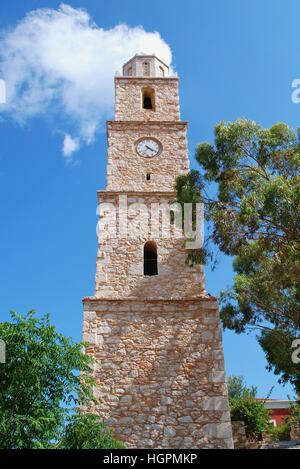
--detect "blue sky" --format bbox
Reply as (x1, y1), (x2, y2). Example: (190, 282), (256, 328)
(0, 0), (299, 399)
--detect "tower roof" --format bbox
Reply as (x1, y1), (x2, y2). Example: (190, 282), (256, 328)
(122, 54), (170, 77)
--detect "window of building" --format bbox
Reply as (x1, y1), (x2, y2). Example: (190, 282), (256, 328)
(143, 61), (150, 76)
(127, 66), (133, 76)
(142, 87), (155, 110)
(159, 66), (165, 77)
(146, 173), (151, 181)
(144, 241), (158, 276)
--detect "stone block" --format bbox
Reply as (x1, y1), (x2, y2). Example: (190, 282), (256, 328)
(203, 423), (233, 440)
(202, 396), (229, 412)
(164, 427), (176, 437)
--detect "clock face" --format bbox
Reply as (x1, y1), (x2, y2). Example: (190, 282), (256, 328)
(136, 138), (161, 158)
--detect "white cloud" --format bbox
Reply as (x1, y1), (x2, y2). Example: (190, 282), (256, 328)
(0, 79), (6, 103)
(63, 134), (80, 158)
(0, 3), (173, 159)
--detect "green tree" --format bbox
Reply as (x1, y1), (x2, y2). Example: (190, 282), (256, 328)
(176, 119), (300, 391)
(0, 311), (124, 449)
(227, 375), (257, 400)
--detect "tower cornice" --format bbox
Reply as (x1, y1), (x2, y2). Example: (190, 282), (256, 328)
(107, 120), (188, 127)
(106, 121), (188, 140)
(97, 190), (177, 195)
(97, 190), (177, 204)
(82, 296), (217, 304)
(115, 76), (178, 82)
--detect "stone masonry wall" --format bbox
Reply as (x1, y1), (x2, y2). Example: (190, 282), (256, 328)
(106, 121), (189, 192)
(95, 191), (205, 299)
(232, 421), (248, 449)
(83, 297), (233, 449)
(290, 421), (300, 441)
(115, 77), (180, 122)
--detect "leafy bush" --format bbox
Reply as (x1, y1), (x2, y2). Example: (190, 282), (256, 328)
(267, 401), (300, 442)
(289, 400), (300, 424)
(269, 421), (291, 442)
(230, 397), (271, 440)
(59, 413), (126, 449)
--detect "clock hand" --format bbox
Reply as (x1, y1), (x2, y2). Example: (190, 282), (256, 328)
(145, 145), (155, 152)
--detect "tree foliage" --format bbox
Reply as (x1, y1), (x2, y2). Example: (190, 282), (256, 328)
(230, 396), (271, 440)
(258, 329), (300, 391)
(59, 413), (126, 449)
(227, 375), (257, 400)
(176, 119), (300, 391)
(228, 376), (271, 441)
(0, 311), (124, 449)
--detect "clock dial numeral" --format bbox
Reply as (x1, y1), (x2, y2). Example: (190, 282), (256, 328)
(136, 139), (161, 158)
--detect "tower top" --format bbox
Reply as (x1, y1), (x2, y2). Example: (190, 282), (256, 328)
(122, 54), (170, 78)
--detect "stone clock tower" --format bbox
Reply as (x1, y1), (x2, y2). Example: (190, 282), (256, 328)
(83, 54), (233, 449)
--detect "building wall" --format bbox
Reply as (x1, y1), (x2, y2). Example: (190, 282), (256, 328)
(269, 409), (290, 427)
(95, 191), (204, 299)
(232, 422), (248, 449)
(83, 297), (233, 449)
(114, 77), (179, 122)
(106, 121), (189, 192)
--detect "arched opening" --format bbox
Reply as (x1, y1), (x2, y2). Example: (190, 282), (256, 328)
(142, 87), (155, 110)
(144, 241), (158, 276)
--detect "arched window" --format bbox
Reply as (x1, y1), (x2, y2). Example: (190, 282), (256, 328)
(143, 61), (150, 76)
(159, 66), (165, 77)
(144, 241), (158, 276)
(142, 87), (155, 110)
